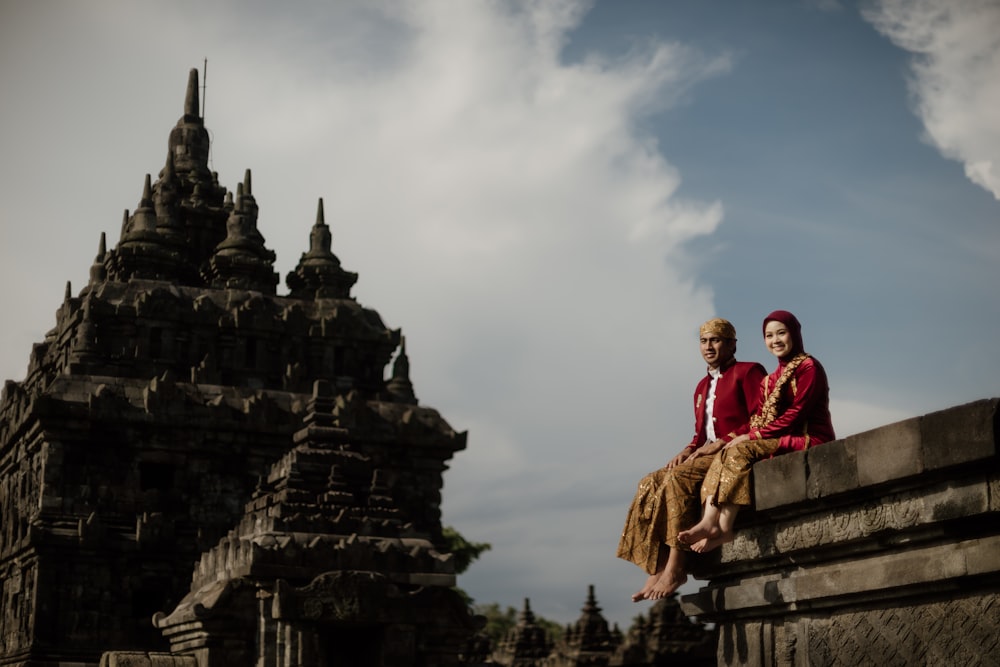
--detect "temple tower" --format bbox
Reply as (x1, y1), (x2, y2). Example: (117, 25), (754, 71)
(0, 69), (472, 666)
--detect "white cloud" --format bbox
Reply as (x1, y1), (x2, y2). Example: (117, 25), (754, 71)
(863, 0), (1000, 200)
(0, 0), (731, 627)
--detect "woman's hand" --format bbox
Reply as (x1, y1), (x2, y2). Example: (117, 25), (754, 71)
(690, 439), (724, 459)
(723, 434), (751, 450)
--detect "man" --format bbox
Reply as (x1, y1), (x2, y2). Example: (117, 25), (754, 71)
(617, 318), (766, 601)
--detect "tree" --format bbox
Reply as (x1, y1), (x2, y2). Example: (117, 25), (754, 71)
(473, 602), (565, 644)
(441, 526), (563, 644)
(441, 525), (491, 575)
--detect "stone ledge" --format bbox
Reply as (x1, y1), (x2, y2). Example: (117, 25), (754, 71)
(682, 399), (1000, 666)
(854, 416), (923, 486)
(752, 398), (998, 512)
(707, 472), (996, 570)
(681, 533), (1000, 619)
(99, 653), (197, 667)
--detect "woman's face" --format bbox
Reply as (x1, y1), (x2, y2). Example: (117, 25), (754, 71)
(764, 320), (795, 359)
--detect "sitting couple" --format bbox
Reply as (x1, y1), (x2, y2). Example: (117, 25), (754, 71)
(617, 311), (835, 602)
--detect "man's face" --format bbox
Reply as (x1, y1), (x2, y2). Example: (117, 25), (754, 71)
(700, 335), (736, 369)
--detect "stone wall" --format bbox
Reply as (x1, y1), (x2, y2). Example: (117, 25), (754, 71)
(680, 398), (1000, 666)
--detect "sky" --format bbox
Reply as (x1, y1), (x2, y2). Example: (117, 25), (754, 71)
(1, 0), (998, 632)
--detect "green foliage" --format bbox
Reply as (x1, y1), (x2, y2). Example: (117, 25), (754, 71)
(438, 528), (562, 643)
(475, 602), (519, 641)
(473, 602), (565, 644)
(441, 525), (491, 575)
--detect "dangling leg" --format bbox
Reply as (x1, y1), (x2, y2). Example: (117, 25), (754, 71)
(631, 544), (668, 602)
(645, 546), (688, 599)
(677, 494), (722, 545)
(691, 503), (740, 553)
(636, 455), (713, 600)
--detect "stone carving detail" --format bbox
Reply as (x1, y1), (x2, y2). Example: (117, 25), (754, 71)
(724, 475), (992, 561)
(686, 400), (1000, 667)
(802, 593), (1000, 667)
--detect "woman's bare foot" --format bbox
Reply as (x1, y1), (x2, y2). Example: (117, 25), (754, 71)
(677, 518), (718, 545)
(631, 571), (662, 602)
(646, 568), (687, 600)
(691, 530), (733, 553)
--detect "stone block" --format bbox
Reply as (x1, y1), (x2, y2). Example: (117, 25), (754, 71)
(678, 587), (719, 617)
(921, 398), (998, 471)
(99, 653), (152, 667)
(806, 439), (858, 499)
(721, 576), (777, 611)
(921, 479), (989, 523)
(789, 542), (968, 603)
(853, 416), (923, 487)
(753, 450), (807, 510)
(718, 621), (766, 667)
(963, 534), (1000, 576)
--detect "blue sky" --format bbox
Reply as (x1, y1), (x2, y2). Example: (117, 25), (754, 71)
(1, 0), (998, 631)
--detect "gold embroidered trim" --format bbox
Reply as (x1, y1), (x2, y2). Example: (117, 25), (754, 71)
(750, 353), (809, 431)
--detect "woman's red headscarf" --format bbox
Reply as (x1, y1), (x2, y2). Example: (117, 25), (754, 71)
(762, 310), (804, 355)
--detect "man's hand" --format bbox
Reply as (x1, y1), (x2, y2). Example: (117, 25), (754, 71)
(723, 433), (751, 450)
(690, 439), (725, 459)
(665, 449), (692, 470)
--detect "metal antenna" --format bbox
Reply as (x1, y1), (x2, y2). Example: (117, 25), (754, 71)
(202, 58), (208, 119)
(203, 58), (214, 170)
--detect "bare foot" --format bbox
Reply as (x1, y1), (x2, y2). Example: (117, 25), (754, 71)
(678, 519), (717, 545)
(631, 571), (662, 602)
(646, 568), (687, 600)
(691, 530), (733, 554)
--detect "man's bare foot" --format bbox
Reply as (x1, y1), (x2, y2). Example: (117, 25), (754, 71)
(646, 568), (687, 600)
(677, 519), (719, 545)
(631, 571), (662, 602)
(691, 530), (733, 553)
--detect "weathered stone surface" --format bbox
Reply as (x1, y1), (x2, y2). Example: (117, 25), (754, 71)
(853, 416), (923, 487)
(805, 437), (858, 499)
(921, 398), (998, 470)
(99, 653), (197, 667)
(681, 398), (1000, 667)
(753, 449), (807, 510)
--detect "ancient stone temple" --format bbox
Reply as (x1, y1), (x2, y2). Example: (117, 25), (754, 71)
(0, 69), (477, 666)
(490, 599), (555, 666)
(545, 585), (622, 667)
(610, 596), (715, 666)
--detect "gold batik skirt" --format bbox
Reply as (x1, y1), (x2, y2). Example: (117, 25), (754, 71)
(700, 438), (781, 507)
(616, 456), (714, 574)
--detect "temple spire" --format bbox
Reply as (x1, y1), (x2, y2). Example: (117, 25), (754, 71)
(169, 68), (211, 178)
(386, 335), (417, 404)
(184, 68), (200, 120)
(131, 174), (156, 233)
(88, 233), (107, 286)
(285, 198), (358, 300)
(492, 597), (553, 660)
(307, 198), (334, 259)
(206, 175), (278, 293)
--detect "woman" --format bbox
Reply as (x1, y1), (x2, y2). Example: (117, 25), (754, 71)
(677, 310), (834, 553)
